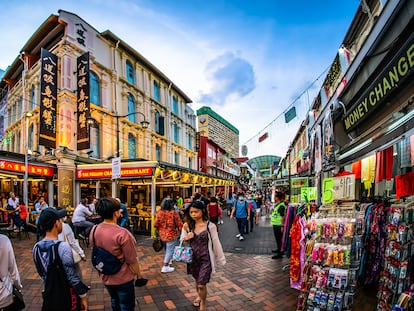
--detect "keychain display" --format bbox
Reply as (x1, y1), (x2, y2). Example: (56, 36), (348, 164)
(377, 202), (414, 311)
(296, 203), (362, 311)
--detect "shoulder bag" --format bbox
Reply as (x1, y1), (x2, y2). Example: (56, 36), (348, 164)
(64, 233), (83, 264)
(0, 274), (25, 310)
(91, 225), (124, 275)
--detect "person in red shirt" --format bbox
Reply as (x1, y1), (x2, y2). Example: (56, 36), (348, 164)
(207, 197), (222, 230)
(154, 198), (183, 273)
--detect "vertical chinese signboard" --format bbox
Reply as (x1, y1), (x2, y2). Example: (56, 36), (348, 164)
(77, 52), (90, 150)
(39, 48), (58, 148)
(58, 169), (74, 208)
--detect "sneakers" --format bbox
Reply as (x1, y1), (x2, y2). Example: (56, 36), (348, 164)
(236, 234), (241, 238)
(161, 266), (175, 273)
(239, 236), (245, 241)
(272, 254), (283, 259)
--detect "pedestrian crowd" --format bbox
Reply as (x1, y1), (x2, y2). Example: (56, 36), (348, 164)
(0, 187), (287, 311)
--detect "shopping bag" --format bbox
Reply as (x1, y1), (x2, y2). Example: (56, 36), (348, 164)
(173, 240), (193, 263)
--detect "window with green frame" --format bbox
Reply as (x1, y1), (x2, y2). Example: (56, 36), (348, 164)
(90, 71), (100, 106)
(128, 133), (136, 159)
(126, 60), (135, 84)
(172, 96), (178, 114)
(127, 94), (136, 123)
(173, 123), (179, 143)
(153, 81), (160, 102)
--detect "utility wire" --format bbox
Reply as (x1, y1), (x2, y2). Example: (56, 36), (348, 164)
(242, 65), (329, 146)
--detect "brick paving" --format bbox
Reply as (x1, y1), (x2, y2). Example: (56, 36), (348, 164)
(5, 213), (376, 310)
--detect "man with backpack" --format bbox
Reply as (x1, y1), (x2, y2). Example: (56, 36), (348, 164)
(91, 197), (144, 311)
(32, 208), (89, 311)
(230, 193), (250, 241)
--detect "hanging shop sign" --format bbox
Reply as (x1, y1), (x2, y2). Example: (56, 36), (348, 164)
(76, 52), (90, 150)
(39, 48), (58, 149)
(76, 166), (153, 179)
(343, 34), (414, 132)
(0, 160), (54, 177)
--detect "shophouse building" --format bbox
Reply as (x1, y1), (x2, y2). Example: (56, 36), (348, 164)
(275, 1), (414, 309)
(0, 10), (230, 233)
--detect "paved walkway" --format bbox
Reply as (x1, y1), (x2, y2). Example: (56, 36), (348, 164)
(6, 212), (376, 310)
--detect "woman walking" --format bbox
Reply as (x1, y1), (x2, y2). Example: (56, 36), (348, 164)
(181, 200), (226, 311)
(154, 198), (183, 273)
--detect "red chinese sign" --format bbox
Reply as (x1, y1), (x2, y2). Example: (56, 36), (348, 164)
(0, 160), (54, 177)
(77, 167), (153, 179)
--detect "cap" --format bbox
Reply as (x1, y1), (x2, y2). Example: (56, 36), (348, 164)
(38, 208), (67, 230)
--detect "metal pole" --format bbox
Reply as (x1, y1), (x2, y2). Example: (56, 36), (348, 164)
(23, 116), (29, 208)
(116, 116), (120, 158)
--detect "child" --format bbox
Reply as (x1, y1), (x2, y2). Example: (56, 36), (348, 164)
(181, 201), (226, 311)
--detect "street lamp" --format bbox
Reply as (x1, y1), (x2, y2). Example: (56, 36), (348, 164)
(23, 112), (33, 208)
(88, 111), (149, 158)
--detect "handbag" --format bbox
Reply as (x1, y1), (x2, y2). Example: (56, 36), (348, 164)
(173, 240), (193, 263)
(152, 237), (164, 252)
(12, 285), (25, 310)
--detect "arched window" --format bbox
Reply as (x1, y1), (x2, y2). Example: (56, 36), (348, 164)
(90, 71), (100, 106)
(128, 133), (136, 159)
(127, 94), (136, 123)
(30, 85), (36, 110)
(156, 144), (161, 161)
(89, 122), (100, 158)
(153, 81), (160, 102)
(126, 60), (135, 84)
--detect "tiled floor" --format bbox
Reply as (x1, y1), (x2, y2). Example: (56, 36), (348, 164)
(6, 215), (377, 310)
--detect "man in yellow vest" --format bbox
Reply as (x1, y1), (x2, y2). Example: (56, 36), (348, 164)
(270, 192), (286, 259)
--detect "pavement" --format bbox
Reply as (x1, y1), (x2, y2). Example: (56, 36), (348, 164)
(6, 212), (377, 310)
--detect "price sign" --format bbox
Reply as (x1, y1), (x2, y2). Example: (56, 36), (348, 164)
(322, 178), (334, 204)
(301, 187), (318, 202)
(333, 174), (355, 200)
(112, 157), (121, 179)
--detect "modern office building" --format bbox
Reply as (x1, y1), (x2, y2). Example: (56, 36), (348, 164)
(196, 106), (239, 159)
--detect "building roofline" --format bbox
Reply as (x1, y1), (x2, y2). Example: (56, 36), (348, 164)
(101, 30), (193, 104)
(196, 106), (239, 134)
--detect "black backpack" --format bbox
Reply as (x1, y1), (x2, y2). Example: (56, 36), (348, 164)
(41, 242), (79, 311)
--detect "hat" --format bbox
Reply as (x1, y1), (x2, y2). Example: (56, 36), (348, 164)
(38, 208), (67, 230)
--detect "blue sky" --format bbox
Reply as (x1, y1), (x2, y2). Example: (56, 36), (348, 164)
(0, 0), (361, 158)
